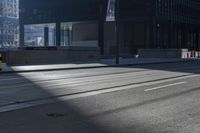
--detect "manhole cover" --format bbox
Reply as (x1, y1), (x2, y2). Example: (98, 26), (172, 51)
(47, 113), (65, 118)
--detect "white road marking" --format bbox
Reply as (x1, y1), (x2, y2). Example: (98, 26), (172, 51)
(0, 74), (198, 89)
(59, 82), (188, 101)
(0, 77), (24, 82)
(0, 74), (198, 113)
(144, 82), (186, 92)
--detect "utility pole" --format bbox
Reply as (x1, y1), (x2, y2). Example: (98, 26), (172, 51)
(115, 0), (120, 64)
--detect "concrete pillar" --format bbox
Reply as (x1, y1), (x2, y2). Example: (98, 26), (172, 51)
(151, 19), (156, 48)
(175, 24), (179, 48)
(44, 27), (49, 47)
(98, 4), (104, 55)
(169, 21), (174, 48)
(19, 24), (24, 47)
(149, 21), (154, 48)
(56, 22), (61, 46)
(98, 21), (104, 55)
(181, 24), (186, 48)
(195, 27), (199, 50)
(156, 23), (161, 48)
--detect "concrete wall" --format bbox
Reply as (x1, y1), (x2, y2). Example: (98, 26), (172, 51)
(104, 22), (116, 56)
(72, 40), (98, 47)
(103, 22), (151, 57)
(138, 49), (188, 58)
(73, 22), (98, 41)
(6, 47), (100, 65)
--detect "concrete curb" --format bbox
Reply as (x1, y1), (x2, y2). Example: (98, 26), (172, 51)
(0, 59), (198, 74)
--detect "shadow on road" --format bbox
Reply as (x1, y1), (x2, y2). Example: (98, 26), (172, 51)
(0, 61), (200, 132)
(0, 73), (153, 133)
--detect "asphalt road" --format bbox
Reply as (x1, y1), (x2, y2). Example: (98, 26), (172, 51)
(1, 61), (200, 133)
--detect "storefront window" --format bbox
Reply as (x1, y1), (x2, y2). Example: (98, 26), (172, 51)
(61, 22), (72, 46)
(61, 22), (98, 47)
(24, 23), (56, 47)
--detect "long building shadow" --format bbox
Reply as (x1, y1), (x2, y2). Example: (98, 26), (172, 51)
(0, 60), (200, 132)
(0, 73), (154, 133)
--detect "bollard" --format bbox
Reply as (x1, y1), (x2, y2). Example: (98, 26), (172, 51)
(191, 50), (195, 58)
(0, 53), (2, 71)
(187, 52), (190, 59)
(191, 51), (193, 58)
(192, 50), (196, 58)
(197, 51), (199, 58)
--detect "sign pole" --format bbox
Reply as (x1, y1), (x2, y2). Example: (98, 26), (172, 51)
(115, 0), (119, 64)
(106, 0), (119, 64)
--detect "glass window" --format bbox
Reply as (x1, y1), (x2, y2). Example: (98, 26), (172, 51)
(24, 23), (56, 47)
(61, 22), (72, 46)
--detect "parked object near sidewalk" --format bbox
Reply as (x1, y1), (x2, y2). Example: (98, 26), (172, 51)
(185, 50), (200, 59)
(191, 50), (199, 58)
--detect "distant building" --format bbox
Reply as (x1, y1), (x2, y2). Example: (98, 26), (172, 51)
(0, 0), (19, 48)
(19, 0), (200, 56)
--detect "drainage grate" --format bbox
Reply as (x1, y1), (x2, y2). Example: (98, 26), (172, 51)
(47, 113), (65, 118)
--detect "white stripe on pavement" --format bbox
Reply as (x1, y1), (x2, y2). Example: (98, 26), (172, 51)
(0, 75), (198, 113)
(144, 82), (186, 92)
(0, 77), (24, 81)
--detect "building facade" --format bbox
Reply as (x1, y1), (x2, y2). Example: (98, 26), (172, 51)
(19, 0), (200, 57)
(0, 0), (19, 48)
(116, 0), (200, 55)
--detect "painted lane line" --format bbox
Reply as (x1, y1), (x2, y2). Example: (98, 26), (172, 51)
(0, 79), (192, 113)
(0, 77), (24, 81)
(0, 74), (198, 90)
(0, 74), (198, 113)
(0, 74), (197, 90)
(144, 82), (186, 92)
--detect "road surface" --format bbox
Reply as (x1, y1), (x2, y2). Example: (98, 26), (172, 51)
(0, 61), (200, 133)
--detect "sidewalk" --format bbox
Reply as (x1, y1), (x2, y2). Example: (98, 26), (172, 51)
(0, 58), (197, 73)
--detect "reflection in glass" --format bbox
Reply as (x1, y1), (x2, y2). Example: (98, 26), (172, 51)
(61, 22), (72, 46)
(24, 24), (56, 47)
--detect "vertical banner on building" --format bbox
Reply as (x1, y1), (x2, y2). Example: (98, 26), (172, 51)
(106, 0), (116, 22)
(106, 0), (120, 64)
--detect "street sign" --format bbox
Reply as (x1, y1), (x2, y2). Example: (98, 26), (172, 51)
(106, 0), (120, 64)
(106, 0), (116, 22)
